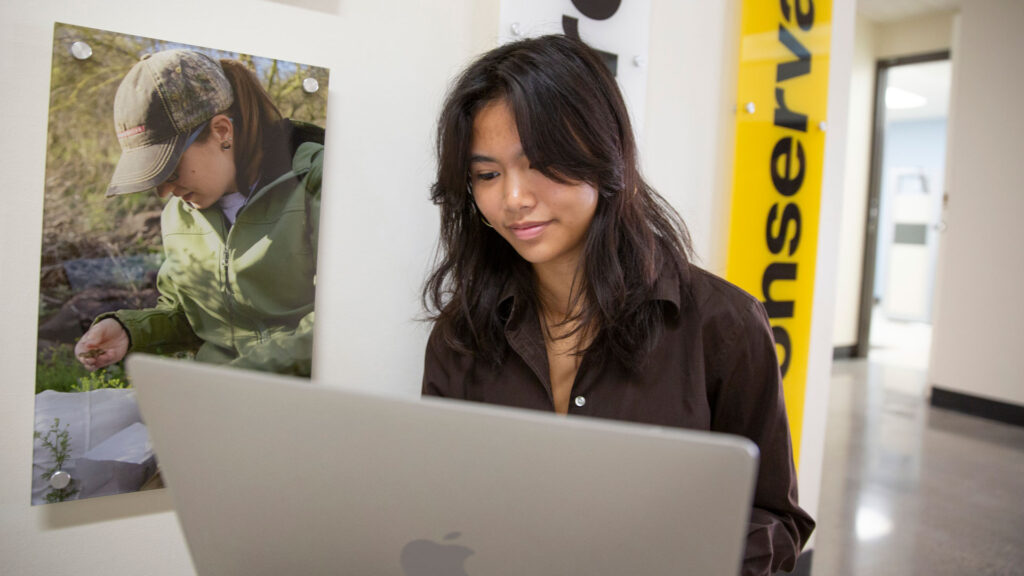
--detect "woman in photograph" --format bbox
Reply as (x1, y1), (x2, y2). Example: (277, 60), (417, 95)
(421, 35), (814, 575)
(75, 49), (323, 376)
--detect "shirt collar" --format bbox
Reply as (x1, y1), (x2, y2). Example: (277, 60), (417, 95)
(653, 252), (685, 316)
(498, 250), (688, 327)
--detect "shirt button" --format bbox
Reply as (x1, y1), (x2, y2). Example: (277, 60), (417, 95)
(574, 396), (586, 408)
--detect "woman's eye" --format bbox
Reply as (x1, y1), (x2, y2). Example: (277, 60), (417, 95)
(165, 170), (179, 184)
(475, 171), (499, 182)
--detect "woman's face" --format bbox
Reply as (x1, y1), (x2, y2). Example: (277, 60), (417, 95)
(469, 99), (598, 275)
(156, 116), (237, 210)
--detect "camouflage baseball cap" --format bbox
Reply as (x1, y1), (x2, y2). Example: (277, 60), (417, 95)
(106, 49), (234, 196)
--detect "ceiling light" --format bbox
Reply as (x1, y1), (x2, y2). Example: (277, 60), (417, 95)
(886, 86), (927, 109)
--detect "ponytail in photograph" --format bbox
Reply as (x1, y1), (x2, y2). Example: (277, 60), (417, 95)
(217, 59), (287, 193)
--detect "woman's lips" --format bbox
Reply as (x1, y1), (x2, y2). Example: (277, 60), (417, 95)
(509, 221), (549, 240)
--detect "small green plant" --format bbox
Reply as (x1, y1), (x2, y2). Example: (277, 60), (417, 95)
(70, 369), (130, 392)
(36, 345), (131, 394)
(36, 345), (91, 394)
(34, 417), (79, 503)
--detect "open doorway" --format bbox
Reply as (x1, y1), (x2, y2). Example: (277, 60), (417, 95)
(857, 52), (951, 369)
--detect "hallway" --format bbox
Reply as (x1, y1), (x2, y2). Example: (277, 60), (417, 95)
(811, 319), (1024, 574)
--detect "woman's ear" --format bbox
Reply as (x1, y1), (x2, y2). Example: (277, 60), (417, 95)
(209, 113), (234, 144)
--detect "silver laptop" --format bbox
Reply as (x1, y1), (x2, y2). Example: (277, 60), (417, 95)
(128, 354), (758, 576)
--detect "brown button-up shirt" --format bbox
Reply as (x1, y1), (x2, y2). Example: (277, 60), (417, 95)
(422, 260), (815, 575)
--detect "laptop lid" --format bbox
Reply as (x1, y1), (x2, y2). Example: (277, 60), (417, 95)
(128, 354), (759, 576)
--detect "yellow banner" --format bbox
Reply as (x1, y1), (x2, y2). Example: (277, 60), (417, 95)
(726, 0), (832, 467)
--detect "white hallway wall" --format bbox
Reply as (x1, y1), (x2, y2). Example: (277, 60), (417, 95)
(830, 0), (1024, 409)
(800, 0), (856, 542)
(929, 0), (1024, 406)
(0, 0), (852, 572)
(832, 13), (877, 348)
(832, 10), (955, 349)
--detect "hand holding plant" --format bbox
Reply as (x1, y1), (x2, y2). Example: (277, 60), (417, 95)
(75, 318), (129, 371)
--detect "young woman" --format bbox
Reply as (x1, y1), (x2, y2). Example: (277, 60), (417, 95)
(422, 35), (814, 575)
(75, 49), (322, 376)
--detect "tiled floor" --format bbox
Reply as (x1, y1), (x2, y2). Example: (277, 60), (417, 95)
(809, 312), (1024, 575)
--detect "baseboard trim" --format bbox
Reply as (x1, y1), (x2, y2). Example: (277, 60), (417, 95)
(930, 387), (1024, 428)
(832, 346), (857, 359)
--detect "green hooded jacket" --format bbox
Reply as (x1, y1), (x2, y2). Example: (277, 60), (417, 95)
(106, 140), (322, 376)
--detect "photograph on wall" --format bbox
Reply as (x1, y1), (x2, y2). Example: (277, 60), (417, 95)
(32, 22), (329, 504)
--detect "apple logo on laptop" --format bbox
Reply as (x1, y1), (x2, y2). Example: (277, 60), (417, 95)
(400, 531), (474, 576)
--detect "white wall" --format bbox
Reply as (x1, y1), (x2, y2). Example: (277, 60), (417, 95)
(831, 11), (954, 349)
(0, 0), (496, 573)
(644, 0), (740, 273)
(832, 15), (877, 348)
(832, 1), (1024, 408)
(311, 0), (499, 394)
(929, 0), (1024, 406)
(876, 10), (956, 60)
(798, 0), (858, 543)
(2, 0), (779, 573)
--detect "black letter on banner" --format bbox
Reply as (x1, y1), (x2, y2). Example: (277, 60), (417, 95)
(572, 0), (621, 20)
(777, 24), (811, 81)
(780, 0), (792, 21)
(762, 262), (797, 319)
(775, 88), (808, 132)
(796, 0), (814, 31)
(767, 202), (802, 256)
(563, 15), (581, 38)
(771, 137), (806, 196)
(773, 326), (792, 376)
(562, 15), (619, 76)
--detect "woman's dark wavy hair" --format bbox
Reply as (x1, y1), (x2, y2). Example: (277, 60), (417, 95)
(423, 34), (693, 370)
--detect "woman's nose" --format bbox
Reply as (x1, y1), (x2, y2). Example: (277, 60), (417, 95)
(155, 182), (183, 199)
(155, 182), (173, 199)
(503, 172), (535, 211)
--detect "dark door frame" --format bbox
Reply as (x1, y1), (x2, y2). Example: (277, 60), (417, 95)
(853, 50), (951, 358)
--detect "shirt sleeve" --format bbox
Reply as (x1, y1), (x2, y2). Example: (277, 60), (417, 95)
(422, 327), (466, 398)
(98, 265), (203, 355)
(708, 297), (815, 575)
